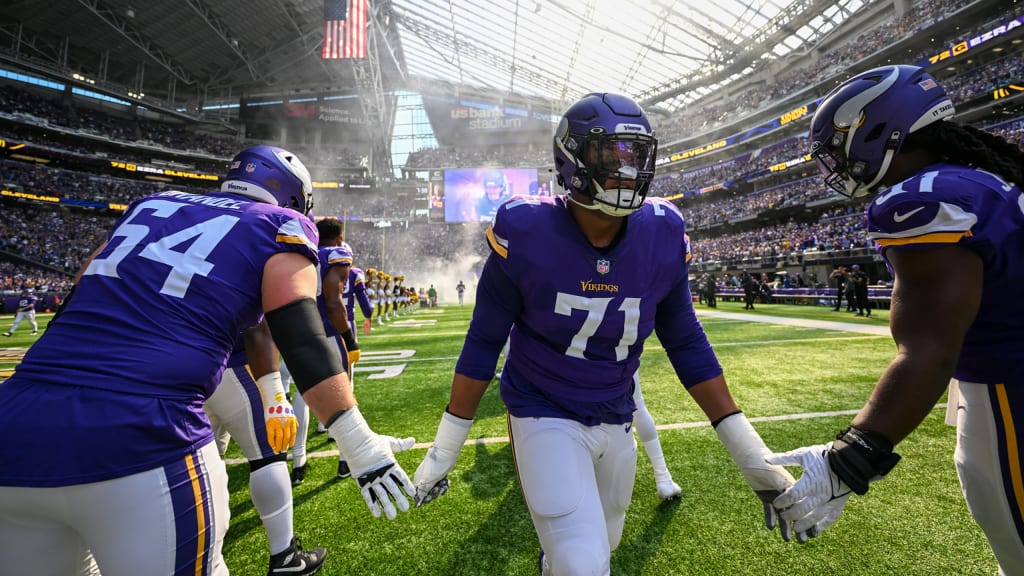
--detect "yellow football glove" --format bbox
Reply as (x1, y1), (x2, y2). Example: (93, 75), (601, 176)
(342, 329), (361, 367)
(257, 372), (298, 453)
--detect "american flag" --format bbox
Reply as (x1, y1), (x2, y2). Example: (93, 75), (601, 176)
(322, 0), (367, 59)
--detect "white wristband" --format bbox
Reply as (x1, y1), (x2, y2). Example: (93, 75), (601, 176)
(715, 412), (769, 467)
(327, 406), (378, 470)
(256, 372), (286, 407)
(434, 411), (473, 452)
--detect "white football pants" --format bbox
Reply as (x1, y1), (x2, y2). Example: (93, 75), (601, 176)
(510, 415), (637, 576)
(0, 441), (229, 576)
(955, 380), (1024, 575)
(8, 309), (38, 333)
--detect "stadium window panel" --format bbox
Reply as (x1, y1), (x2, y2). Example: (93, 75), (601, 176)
(70, 87), (129, 106)
(0, 68), (64, 91)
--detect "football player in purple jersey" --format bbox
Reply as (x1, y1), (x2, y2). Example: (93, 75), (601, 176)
(290, 218), (414, 486)
(204, 326), (327, 576)
(347, 266), (375, 336)
(2, 289), (39, 336)
(412, 93), (799, 574)
(766, 65), (1024, 571)
(0, 146), (415, 576)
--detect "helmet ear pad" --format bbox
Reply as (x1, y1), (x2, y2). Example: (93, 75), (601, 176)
(570, 167), (591, 194)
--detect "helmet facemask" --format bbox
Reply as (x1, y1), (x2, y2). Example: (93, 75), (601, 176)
(809, 65), (955, 200)
(559, 130), (657, 217)
(811, 118), (903, 199)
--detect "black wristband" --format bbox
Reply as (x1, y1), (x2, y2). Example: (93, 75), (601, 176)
(710, 410), (742, 429)
(444, 404), (474, 422)
(340, 329), (359, 351)
(324, 408), (350, 428)
(829, 426), (901, 495)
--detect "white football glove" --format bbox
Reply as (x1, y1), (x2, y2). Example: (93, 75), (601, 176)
(715, 412), (803, 542)
(766, 443), (851, 542)
(767, 426), (900, 543)
(328, 407), (415, 520)
(257, 372), (297, 454)
(413, 410), (472, 507)
(382, 435), (416, 453)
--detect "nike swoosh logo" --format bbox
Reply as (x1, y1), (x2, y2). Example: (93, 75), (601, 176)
(892, 206), (925, 222)
(274, 559), (307, 573)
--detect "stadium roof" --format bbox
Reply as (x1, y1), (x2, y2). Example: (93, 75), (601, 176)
(0, 0), (863, 113)
(392, 0), (866, 111)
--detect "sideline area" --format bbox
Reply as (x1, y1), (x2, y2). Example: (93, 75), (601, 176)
(695, 309), (892, 336)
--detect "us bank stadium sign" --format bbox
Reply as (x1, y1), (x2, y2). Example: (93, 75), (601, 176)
(920, 14), (1023, 66)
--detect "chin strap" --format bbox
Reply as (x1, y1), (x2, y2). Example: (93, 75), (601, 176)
(568, 188), (640, 217)
(566, 192), (603, 211)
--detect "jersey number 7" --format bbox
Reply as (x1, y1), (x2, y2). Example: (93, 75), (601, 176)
(555, 292), (641, 362)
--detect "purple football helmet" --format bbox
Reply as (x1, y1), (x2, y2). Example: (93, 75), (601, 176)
(221, 145), (313, 214)
(809, 65), (955, 199)
(553, 93), (657, 216)
(482, 170), (508, 202)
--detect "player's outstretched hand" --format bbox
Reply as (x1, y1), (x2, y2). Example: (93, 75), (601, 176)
(328, 407), (415, 520)
(382, 435), (416, 453)
(413, 411), (472, 507)
(714, 412), (806, 542)
(767, 427), (900, 542)
(766, 444), (851, 542)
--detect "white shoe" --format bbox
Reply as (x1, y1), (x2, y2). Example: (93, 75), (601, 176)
(656, 479), (682, 501)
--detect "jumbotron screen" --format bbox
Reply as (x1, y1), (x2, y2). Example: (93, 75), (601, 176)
(434, 167), (550, 223)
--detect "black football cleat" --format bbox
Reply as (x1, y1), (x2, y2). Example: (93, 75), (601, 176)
(337, 460), (350, 480)
(267, 537), (327, 576)
(291, 463), (307, 487)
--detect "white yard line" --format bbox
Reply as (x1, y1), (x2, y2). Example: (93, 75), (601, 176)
(224, 405), (944, 466)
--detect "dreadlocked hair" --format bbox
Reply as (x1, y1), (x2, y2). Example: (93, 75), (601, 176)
(903, 121), (1024, 186)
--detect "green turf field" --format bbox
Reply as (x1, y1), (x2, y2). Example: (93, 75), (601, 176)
(221, 301), (996, 576)
(0, 303), (998, 575)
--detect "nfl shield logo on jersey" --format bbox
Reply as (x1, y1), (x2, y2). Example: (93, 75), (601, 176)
(595, 259), (611, 275)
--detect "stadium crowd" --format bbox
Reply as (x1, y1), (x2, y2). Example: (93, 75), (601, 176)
(652, 0), (1003, 142)
(0, 85), (239, 158)
(1, 0), (1022, 312)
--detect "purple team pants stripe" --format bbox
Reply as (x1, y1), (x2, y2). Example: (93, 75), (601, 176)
(167, 450), (215, 576)
(236, 365), (276, 459)
(989, 383), (1024, 542)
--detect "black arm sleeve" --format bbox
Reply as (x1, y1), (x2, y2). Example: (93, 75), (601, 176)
(265, 297), (345, 394)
